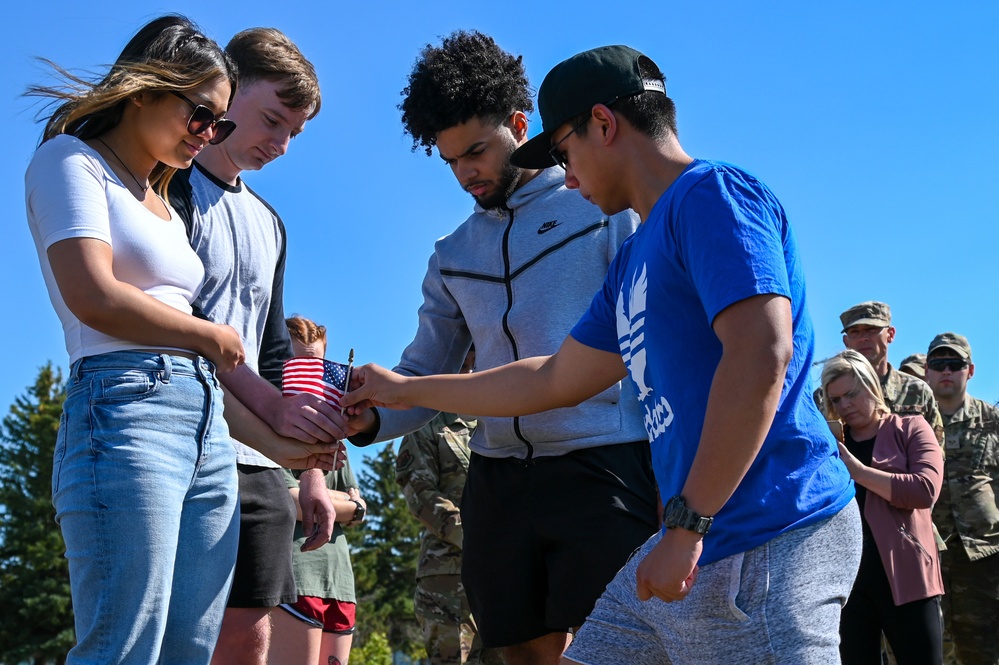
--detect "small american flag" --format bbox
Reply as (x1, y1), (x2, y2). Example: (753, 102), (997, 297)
(282, 357), (350, 408)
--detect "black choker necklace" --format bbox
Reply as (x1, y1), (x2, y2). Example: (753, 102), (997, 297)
(96, 138), (149, 193)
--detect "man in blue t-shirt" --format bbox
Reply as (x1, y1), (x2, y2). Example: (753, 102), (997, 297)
(344, 45), (860, 664)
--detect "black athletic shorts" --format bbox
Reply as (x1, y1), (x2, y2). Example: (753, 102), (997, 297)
(226, 464), (298, 607)
(461, 440), (659, 648)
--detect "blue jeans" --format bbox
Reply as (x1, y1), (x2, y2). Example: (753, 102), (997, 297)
(53, 351), (239, 664)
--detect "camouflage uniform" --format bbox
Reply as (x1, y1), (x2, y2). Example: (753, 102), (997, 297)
(933, 396), (999, 664)
(395, 413), (503, 665)
(900, 353), (928, 380)
(882, 364), (944, 438)
(825, 301), (943, 439)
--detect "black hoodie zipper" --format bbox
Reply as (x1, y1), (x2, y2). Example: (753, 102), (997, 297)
(501, 207), (534, 462)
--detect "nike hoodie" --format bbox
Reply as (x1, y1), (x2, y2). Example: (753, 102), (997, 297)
(371, 167), (647, 460)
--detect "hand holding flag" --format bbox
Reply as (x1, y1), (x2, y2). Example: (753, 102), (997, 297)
(283, 356), (351, 408)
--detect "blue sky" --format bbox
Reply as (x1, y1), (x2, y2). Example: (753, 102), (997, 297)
(3, 2), (998, 468)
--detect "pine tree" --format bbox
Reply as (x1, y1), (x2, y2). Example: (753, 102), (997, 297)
(345, 443), (423, 660)
(0, 364), (74, 665)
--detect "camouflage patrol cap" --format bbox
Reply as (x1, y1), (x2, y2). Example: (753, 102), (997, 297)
(927, 332), (972, 360)
(840, 301), (891, 333)
(899, 353), (927, 379)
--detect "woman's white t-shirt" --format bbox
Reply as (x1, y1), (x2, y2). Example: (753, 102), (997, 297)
(25, 134), (206, 363)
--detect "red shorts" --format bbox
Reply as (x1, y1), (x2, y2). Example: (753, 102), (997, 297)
(282, 596), (356, 634)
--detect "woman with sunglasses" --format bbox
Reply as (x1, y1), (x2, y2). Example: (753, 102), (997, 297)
(25, 15), (245, 664)
(820, 350), (944, 665)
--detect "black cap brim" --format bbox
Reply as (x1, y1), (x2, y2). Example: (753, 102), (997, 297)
(511, 131), (556, 169)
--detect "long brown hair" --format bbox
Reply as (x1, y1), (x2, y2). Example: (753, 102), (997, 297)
(27, 15), (236, 195)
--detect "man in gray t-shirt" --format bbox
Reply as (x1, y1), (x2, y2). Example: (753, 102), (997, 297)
(170, 29), (342, 665)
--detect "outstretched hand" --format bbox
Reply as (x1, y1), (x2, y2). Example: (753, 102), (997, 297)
(342, 363), (414, 414)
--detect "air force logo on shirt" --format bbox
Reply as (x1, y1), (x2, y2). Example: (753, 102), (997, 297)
(616, 263), (674, 440)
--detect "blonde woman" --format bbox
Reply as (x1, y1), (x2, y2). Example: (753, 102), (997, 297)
(821, 350), (944, 665)
(25, 15), (243, 664)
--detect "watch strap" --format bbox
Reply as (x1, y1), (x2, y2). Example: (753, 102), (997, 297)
(349, 499), (365, 523)
(663, 495), (713, 535)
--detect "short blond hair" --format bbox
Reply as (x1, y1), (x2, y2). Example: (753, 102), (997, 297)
(820, 349), (890, 420)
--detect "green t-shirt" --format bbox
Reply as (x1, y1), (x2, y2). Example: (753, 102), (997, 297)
(282, 461), (358, 602)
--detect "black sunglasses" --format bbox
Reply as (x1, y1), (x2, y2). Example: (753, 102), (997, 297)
(549, 116), (591, 169)
(171, 91), (237, 145)
(927, 358), (969, 372)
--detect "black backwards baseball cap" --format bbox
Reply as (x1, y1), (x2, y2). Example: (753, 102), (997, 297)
(510, 45), (666, 169)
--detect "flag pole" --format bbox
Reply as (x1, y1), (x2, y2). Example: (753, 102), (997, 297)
(341, 348), (355, 415)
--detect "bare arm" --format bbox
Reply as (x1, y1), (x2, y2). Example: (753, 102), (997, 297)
(218, 364), (346, 443)
(636, 294), (793, 602)
(220, 387), (343, 470)
(289, 487), (360, 525)
(296, 469), (336, 551)
(343, 335), (627, 417)
(48, 238), (244, 371)
(681, 294), (793, 515)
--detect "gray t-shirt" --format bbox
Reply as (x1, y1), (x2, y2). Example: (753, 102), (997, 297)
(282, 464), (358, 602)
(169, 162), (295, 467)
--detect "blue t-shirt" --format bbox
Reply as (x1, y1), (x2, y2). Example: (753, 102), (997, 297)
(571, 159), (854, 565)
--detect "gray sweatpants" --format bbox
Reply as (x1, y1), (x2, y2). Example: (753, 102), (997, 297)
(565, 500), (862, 665)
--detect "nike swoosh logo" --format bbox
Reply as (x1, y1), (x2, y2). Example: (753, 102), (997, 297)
(537, 220), (561, 235)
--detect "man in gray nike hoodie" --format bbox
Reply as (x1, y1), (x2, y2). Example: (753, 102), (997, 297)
(348, 31), (658, 665)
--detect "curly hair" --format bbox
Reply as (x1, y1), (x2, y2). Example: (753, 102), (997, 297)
(400, 30), (533, 155)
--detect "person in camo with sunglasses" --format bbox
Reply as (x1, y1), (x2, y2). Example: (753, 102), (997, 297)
(168, 28), (344, 665)
(24, 15), (338, 664)
(924, 333), (999, 664)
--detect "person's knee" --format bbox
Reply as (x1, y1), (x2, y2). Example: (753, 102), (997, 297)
(212, 608), (273, 665)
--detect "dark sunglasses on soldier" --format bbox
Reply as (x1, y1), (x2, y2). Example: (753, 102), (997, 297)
(170, 91), (237, 145)
(927, 358), (969, 372)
